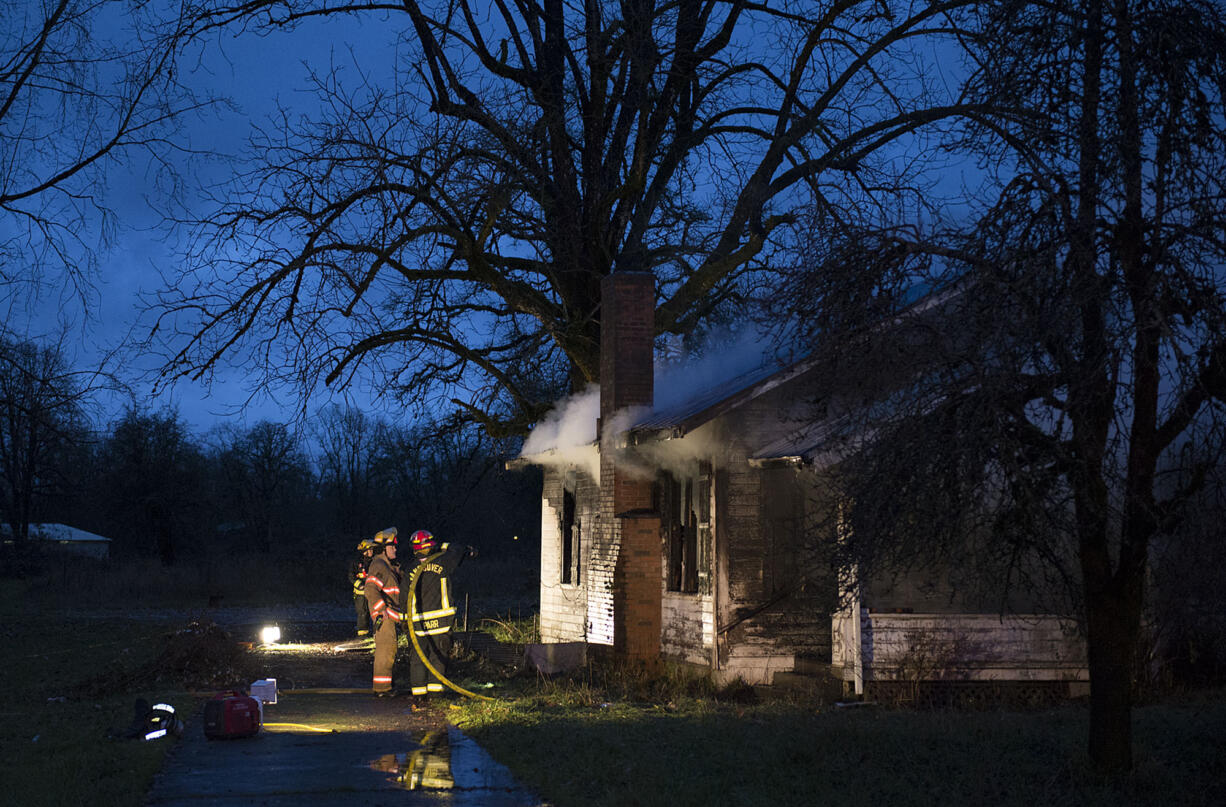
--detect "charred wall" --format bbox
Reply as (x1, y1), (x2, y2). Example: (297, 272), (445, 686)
(539, 466), (601, 643)
(711, 383), (840, 672)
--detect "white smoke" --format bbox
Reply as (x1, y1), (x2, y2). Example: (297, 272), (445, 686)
(634, 421), (724, 480)
(519, 385), (601, 482)
(519, 323), (793, 480)
(640, 324), (789, 477)
(653, 324), (790, 413)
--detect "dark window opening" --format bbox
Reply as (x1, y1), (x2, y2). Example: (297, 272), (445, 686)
(663, 463), (710, 594)
(763, 467), (804, 597)
(561, 488), (580, 585)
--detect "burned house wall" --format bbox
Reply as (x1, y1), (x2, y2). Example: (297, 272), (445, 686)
(538, 466), (601, 644)
(651, 380), (839, 683)
(657, 454), (716, 667)
(660, 591), (715, 667)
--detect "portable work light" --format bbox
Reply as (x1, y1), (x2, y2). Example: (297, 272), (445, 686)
(260, 625), (282, 644)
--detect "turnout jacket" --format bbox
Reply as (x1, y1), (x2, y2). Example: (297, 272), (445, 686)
(348, 553), (371, 597)
(364, 554), (405, 624)
(405, 543), (467, 637)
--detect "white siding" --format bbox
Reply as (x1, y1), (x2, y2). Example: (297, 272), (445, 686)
(661, 591), (714, 666)
(833, 612), (1088, 683)
(538, 467), (611, 645)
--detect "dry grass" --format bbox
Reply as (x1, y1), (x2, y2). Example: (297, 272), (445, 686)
(5, 544), (537, 615)
(0, 582), (202, 806)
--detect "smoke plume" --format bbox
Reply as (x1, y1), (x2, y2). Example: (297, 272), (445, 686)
(518, 324), (790, 479)
(519, 385), (601, 481)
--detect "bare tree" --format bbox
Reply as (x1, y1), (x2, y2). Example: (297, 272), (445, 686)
(153, 0), (983, 433)
(214, 420), (312, 551)
(1, 0), (212, 317)
(313, 404), (379, 540)
(0, 336), (94, 542)
(372, 420), (505, 539)
(781, 0), (1226, 774)
(98, 406), (206, 564)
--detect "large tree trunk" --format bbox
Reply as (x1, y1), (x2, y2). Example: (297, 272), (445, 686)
(1084, 572), (1143, 772)
(1085, 0), (1152, 776)
(1066, 0), (1145, 774)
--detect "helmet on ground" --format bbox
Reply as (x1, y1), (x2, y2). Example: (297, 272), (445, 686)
(410, 530), (436, 554)
(372, 527), (398, 548)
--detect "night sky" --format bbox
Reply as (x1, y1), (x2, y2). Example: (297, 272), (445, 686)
(7, 8), (398, 432)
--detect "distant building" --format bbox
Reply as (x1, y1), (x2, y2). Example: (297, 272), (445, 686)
(1, 523), (112, 560)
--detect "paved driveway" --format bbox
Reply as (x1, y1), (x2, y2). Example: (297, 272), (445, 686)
(146, 690), (545, 806)
(143, 614), (540, 807)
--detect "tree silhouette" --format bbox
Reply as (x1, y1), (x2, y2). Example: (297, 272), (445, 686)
(156, 0), (983, 433)
(781, 0), (1226, 773)
(1, 0), (212, 317)
(0, 337), (93, 542)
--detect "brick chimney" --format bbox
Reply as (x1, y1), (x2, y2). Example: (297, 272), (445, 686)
(599, 272), (661, 665)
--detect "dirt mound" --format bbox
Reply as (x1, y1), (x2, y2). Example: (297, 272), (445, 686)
(78, 620), (259, 695)
(150, 620), (261, 690)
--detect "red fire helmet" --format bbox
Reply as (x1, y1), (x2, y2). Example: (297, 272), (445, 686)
(410, 529), (436, 554)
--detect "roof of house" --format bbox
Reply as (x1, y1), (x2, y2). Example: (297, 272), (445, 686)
(747, 413), (872, 468)
(626, 283), (962, 461)
(1, 523), (112, 543)
(629, 355), (815, 439)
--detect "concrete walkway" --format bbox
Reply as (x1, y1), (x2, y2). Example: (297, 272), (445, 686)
(145, 691), (545, 806)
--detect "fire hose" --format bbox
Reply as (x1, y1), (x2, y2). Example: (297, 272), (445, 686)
(403, 562), (495, 701)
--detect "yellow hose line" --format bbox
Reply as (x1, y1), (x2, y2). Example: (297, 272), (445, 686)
(406, 563), (495, 701)
(262, 722), (335, 733)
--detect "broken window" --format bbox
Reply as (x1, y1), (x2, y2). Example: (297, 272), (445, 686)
(662, 462), (711, 594)
(561, 488), (580, 585)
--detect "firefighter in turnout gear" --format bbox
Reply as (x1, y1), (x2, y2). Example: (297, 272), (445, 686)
(350, 539), (376, 638)
(364, 528), (405, 694)
(404, 529), (476, 699)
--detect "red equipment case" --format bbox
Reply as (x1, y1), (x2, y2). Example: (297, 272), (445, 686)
(203, 691), (261, 739)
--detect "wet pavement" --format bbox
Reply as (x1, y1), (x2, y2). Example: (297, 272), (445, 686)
(146, 690), (546, 806)
(144, 615), (542, 806)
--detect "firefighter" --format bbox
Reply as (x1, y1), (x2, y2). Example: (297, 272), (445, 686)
(349, 539), (376, 638)
(364, 527), (405, 694)
(404, 529), (477, 700)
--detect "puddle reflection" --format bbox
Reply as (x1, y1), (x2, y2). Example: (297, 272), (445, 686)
(370, 730), (455, 790)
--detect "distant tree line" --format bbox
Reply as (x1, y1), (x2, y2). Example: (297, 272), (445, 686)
(0, 337), (541, 569)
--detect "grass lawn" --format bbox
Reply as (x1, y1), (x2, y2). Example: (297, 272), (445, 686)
(0, 581), (197, 807)
(451, 680), (1226, 807)
(5, 563), (1224, 807)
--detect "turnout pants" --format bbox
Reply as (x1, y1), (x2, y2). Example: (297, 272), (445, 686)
(372, 617), (398, 692)
(409, 626), (452, 697)
(354, 594), (372, 636)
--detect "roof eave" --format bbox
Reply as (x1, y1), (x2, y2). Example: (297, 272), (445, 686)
(747, 456), (806, 469)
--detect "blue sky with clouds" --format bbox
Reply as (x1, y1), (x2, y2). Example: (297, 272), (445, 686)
(7, 7), (400, 433)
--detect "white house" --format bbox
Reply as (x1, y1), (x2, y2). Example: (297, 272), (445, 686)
(2, 523), (112, 560)
(519, 272), (1088, 701)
